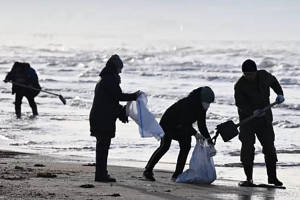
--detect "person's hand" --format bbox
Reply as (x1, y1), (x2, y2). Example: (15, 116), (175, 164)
(3, 79), (8, 83)
(207, 138), (214, 145)
(135, 90), (142, 99)
(254, 109), (265, 117)
(276, 94), (285, 104)
(118, 106), (129, 123)
(194, 132), (202, 140)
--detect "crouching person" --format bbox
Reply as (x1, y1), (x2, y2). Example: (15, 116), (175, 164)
(143, 86), (215, 181)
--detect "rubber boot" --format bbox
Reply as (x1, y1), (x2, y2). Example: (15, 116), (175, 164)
(243, 164), (253, 182)
(32, 108), (38, 116)
(266, 164), (283, 186)
(16, 109), (21, 119)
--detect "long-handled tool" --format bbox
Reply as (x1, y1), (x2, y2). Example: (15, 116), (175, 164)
(212, 102), (277, 144)
(7, 80), (66, 105)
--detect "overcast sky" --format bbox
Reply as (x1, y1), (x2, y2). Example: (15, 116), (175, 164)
(1, 0), (300, 41)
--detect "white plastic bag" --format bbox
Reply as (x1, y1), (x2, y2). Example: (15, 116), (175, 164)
(126, 92), (165, 141)
(176, 139), (217, 184)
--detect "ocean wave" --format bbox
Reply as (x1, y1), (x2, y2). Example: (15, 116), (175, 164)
(277, 149), (300, 154)
(79, 68), (100, 78)
(277, 103), (300, 111)
(39, 78), (58, 82)
(258, 57), (277, 68)
(273, 120), (300, 128)
(280, 78), (299, 85)
(216, 162), (300, 167)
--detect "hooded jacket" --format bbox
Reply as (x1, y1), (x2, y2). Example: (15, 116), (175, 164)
(89, 58), (137, 138)
(5, 62), (41, 97)
(234, 70), (283, 124)
(159, 87), (213, 140)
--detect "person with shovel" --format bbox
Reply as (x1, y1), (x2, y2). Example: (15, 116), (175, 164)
(234, 59), (285, 187)
(143, 86), (215, 181)
(3, 62), (41, 118)
(89, 54), (141, 182)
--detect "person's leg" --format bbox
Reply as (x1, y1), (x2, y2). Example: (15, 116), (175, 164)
(25, 95), (38, 115)
(15, 93), (23, 118)
(143, 135), (172, 181)
(239, 123), (256, 182)
(172, 136), (191, 180)
(256, 123), (282, 186)
(95, 137), (115, 182)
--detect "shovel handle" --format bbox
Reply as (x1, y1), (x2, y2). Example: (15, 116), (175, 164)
(236, 101), (278, 127)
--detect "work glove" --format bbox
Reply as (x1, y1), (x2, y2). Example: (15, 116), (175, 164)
(207, 138), (214, 145)
(254, 109), (265, 117)
(276, 94), (285, 104)
(3, 79), (8, 83)
(118, 106), (129, 123)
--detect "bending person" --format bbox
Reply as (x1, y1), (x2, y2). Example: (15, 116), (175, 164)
(143, 86), (215, 181)
(4, 62), (41, 118)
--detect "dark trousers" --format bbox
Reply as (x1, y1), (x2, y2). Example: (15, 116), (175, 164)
(239, 118), (277, 166)
(15, 92), (38, 115)
(95, 137), (111, 178)
(145, 133), (191, 177)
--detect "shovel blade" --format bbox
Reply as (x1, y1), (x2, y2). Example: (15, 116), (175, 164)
(216, 120), (239, 142)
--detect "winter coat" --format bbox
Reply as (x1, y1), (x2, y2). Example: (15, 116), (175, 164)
(234, 70), (283, 124)
(5, 62), (41, 97)
(159, 87), (211, 141)
(89, 63), (137, 138)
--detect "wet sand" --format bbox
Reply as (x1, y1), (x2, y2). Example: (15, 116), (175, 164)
(1, 150), (298, 200)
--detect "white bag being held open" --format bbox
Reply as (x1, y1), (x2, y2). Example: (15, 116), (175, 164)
(126, 92), (165, 141)
(176, 138), (217, 184)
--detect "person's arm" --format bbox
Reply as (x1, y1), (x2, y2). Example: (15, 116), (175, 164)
(106, 77), (138, 101)
(4, 72), (12, 82)
(196, 111), (211, 139)
(268, 72), (284, 96)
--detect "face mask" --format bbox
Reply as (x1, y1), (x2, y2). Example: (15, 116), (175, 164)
(202, 102), (210, 110)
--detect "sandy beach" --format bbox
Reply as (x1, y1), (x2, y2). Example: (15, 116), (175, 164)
(0, 150), (298, 200)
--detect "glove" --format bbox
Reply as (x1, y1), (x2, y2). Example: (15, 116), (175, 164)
(118, 106), (129, 123)
(207, 138), (214, 145)
(194, 132), (202, 140)
(3, 79), (8, 83)
(276, 94), (285, 104)
(254, 109), (265, 117)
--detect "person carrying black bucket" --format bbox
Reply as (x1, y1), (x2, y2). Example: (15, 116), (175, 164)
(4, 62), (41, 118)
(143, 86), (215, 181)
(234, 59), (285, 187)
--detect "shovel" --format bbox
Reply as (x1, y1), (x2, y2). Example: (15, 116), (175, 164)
(7, 80), (66, 105)
(212, 101), (278, 144)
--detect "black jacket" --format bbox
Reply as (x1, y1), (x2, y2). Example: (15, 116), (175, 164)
(234, 70), (283, 124)
(5, 63), (41, 97)
(160, 87), (211, 140)
(89, 65), (137, 138)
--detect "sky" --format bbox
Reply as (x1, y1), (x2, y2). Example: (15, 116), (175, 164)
(0, 0), (300, 41)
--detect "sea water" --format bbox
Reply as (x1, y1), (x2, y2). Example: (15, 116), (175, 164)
(0, 37), (299, 184)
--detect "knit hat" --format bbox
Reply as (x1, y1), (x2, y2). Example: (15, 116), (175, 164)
(201, 86), (215, 103)
(242, 59), (257, 72)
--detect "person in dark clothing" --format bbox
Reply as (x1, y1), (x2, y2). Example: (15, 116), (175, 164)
(3, 62), (41, 118)
(143, 86), (215, 181)
(234, 59), (285, 186)
(89, 54), (141, 182)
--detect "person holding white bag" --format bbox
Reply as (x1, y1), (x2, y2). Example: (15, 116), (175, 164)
(143, 86), (215, 181)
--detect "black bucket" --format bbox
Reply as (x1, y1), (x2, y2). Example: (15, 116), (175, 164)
(216, 120), (239, 142)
